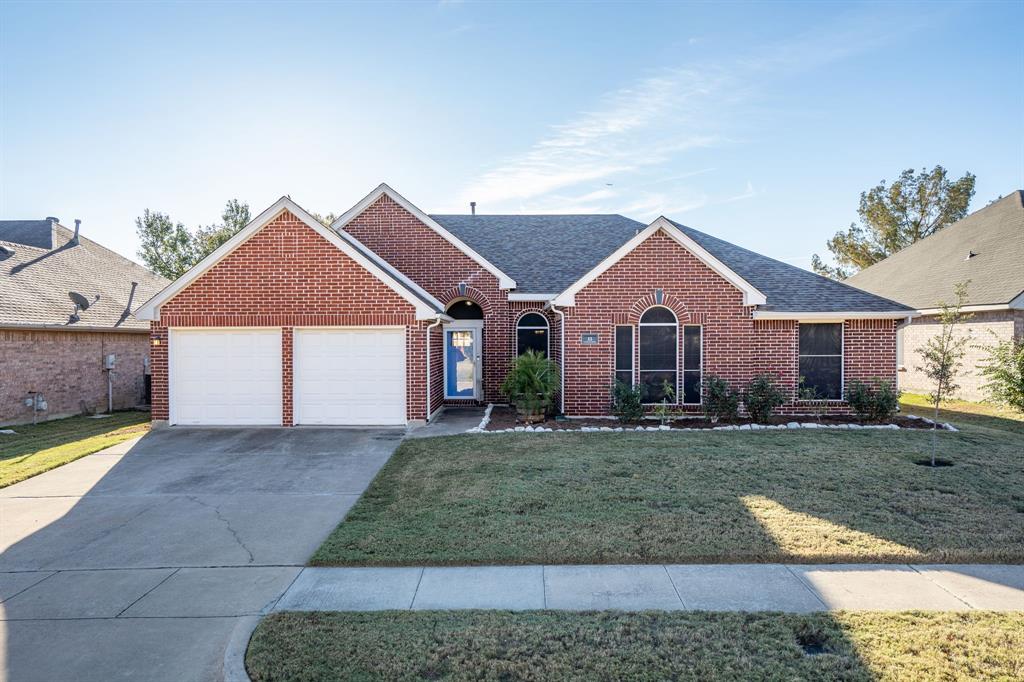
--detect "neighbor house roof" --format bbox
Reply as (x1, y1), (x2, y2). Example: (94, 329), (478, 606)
(430, 212), (912, 314)
(845, 191), (1024, 310)
(0, 220), (169, 331)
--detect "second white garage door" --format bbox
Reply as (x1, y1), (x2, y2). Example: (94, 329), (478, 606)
(293, 328), (406, 425)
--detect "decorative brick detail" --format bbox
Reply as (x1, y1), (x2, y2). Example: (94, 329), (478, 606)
(1, 329), (152, 425)
(151, 209), (424, 424)
(626, 292), (690, 324)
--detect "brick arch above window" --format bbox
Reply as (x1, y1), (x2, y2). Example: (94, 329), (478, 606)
(624, 292), (690, 325)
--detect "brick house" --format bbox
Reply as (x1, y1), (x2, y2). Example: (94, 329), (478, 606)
(136, 184), (914, 426)
(1, 218), (168, 425)
(847, 190), (1024, 401)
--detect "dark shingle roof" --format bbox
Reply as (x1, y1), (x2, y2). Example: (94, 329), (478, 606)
(430, 213), (911, 313)
(669, 221), (913, 313)
(1, 220), (169, 331)
(845, 191), (1024, 309)
(431, 214), (645, 294)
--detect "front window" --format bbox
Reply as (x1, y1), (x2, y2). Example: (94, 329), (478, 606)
(639, 306), (677, 402)
(682, 326), (702, 404)
(615, 325), (633, 386)
(799, 323), (843, 400)
(516, 313), (549, 357)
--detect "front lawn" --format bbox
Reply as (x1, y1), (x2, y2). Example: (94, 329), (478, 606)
(0, 411), (150, 488)
(900, 392), (1024, 436)
(247, 611), (1024, 681)
(311, 425), (1024, 566)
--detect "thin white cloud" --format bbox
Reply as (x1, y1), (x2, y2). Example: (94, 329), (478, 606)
(454, 6), (931, 220)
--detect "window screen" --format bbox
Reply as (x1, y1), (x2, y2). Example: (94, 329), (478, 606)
(682, 326), (702, 404)
(516, 313), (548, 357)
(615, 326), (633, 386)
(639, 307), (677, 402)
(799, 323), (843, 400)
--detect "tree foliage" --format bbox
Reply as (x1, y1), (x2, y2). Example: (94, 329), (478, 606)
(136, 199), (250, 279)
(976, 335), (1024, 413)
(812, 166), (975, 279)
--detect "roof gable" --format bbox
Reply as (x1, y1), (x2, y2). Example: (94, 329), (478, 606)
(332, 183), (516, 289)
(135, 196), (445, 321)
(552, 217), (767, 307)
(845, 190), (1024, 309)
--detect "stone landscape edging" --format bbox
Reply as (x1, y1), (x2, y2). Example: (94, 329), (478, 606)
(469, 408), (958, 434)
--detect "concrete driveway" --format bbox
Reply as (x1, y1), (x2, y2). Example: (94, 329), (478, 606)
(0, 426), (403, 682)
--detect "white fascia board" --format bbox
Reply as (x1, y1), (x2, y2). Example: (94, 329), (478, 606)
(916, 300), (1020, 315)
(552, 217), (767, 307)
(135, 196), (441, 322)
(332, 183), (517, 290)
(507, 293), (555, 302)
(751, 310), (918, 321)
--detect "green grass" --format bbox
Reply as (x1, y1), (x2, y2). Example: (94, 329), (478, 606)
(0, 411), (150, 488)
(311, 422), (1024, 566)
(900, 392), (1024, 436)
(247, 610), (1024, 682)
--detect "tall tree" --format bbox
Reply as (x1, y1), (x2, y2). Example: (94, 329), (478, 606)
(312, 212), (339, 228)
(137, 199), (250, 279)
(812, 166), (976, 279)
(135, 209), (196, 280)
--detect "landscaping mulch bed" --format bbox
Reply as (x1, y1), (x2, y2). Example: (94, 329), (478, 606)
(484, 405), (938, 431)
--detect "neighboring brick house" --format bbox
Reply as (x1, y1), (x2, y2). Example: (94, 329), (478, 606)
(847, 191), (1024, 402)
(136, 184), (913, 426)
(1, 218), (168, 425)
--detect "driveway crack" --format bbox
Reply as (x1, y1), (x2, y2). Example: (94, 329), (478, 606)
(187, 496), (255, 564)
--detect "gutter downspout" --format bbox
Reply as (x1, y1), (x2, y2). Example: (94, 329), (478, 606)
(426, 315), (444, 422)
(550, 304), (566, 415)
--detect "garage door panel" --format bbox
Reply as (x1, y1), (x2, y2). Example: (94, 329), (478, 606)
(294, 329), (406, 426)
(170, 329), (282, 426)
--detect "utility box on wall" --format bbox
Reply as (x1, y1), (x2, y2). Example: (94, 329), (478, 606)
(103, 353), (116, 369)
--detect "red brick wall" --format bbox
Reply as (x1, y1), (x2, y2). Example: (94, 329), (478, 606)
(1, 329), (150, 425)
(150, 209), (423, 424)
(344, 195), (516, 404)
(562, 230), (897, 416)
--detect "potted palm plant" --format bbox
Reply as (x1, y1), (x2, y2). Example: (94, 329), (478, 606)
(500, 350), (561, 424)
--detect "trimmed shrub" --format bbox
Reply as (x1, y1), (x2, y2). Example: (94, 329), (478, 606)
(744, 373), (785, 422)
(703, 375), (740, 422)
(844, 378), (901, 422)
(611, 380), (644, 423)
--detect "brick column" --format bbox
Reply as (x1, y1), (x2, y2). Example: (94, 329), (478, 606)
(282, 327), (294, 426)
(149, 323), (169, 422)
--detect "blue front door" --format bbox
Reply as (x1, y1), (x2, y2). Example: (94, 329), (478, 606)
(445, 328), (478, 398)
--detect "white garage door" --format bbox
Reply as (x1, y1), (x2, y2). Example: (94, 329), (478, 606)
(170, 329), (282, 426)
(294, 328), (406, 425)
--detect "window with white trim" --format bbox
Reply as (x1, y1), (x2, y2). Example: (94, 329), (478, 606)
(516, 312), (549, 357)
(639, 306), (677, 402)
(799, 323), (843, 400)
(614, 325), (633, 386)
(682, 325), (702, 404)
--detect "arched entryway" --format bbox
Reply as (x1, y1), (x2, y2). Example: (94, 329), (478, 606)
(444, 299), (483, 399)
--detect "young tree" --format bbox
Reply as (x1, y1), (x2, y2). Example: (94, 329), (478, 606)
(135, 209), (196, 279)
(976, 335), (1024, 413)
(916, 282), (972, 465)
(812, 166), (975, 279)
(136, 199), (250, 279)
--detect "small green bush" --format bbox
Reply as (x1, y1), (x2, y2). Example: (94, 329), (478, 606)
(611, 380), (644, 423)
(703, 375), (740, 422)
(500, 350), (560, 422)
(844, 378), (901, 422)
(744, 373), (785, 422)
(976, 336), (1024, 413)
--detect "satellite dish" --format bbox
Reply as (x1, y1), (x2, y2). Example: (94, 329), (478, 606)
(69, 291), (92, 310)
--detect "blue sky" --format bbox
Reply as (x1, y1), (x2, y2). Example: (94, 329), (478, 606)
(2, 1), (1021, 271)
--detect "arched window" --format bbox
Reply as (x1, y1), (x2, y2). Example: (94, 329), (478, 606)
(446, 299), (484, 320)
(639, 306), (677, 403)
(516, 312), (549, 357)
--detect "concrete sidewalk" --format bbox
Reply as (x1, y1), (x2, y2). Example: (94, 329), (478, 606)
(275, 563), (1024, 613)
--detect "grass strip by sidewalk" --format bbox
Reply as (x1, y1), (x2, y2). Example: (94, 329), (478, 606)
(0, 411), (150, 488)
(248, 610), (1024, 682)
